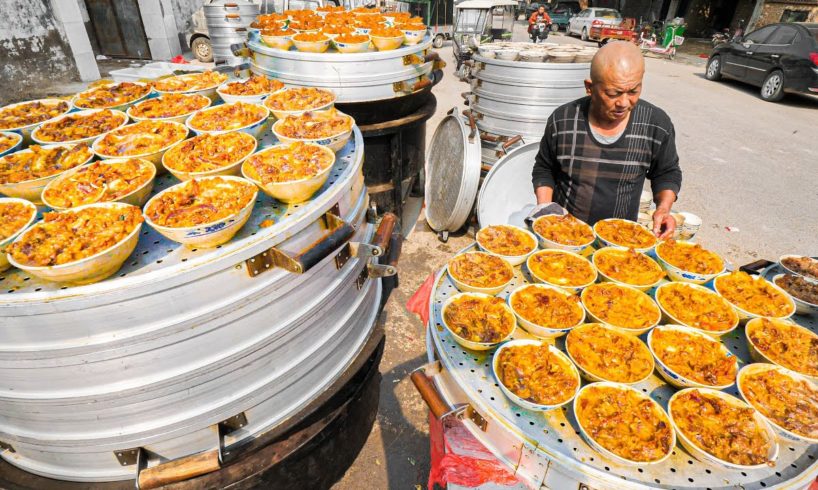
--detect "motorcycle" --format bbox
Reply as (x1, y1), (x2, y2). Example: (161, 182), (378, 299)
(712, 20), (744, 46)
(530, 21), (550, 43)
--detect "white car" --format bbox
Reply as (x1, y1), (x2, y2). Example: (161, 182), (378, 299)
(567, 8), (622, 41)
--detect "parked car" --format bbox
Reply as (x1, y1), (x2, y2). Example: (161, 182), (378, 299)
(568, 7), (622, 41)
(705, 22), (818, 102)
(548, 1), (581, 31)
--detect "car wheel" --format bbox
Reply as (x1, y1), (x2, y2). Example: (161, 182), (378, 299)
(581, 27), (589, 41)
(191, 37), (212, 63)
(760, 70), (785, 102)
(705, 55), (722, 81)
(550, 23), (559, 32)
(432, 34), (444, 49)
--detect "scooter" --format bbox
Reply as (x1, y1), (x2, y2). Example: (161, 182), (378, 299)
(530, 21), (550, 43)
(712, 20), (744, 46)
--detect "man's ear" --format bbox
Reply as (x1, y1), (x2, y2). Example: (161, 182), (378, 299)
(584, 79), (593, 96)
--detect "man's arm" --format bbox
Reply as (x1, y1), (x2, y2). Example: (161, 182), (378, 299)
(532, 115), (558, 204)
(648, 118), (682, 239)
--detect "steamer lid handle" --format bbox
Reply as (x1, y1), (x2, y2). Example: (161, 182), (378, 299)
(137, 450), (220, 489)
(371, 212), (397, 257)
(410, 365), (451, 419)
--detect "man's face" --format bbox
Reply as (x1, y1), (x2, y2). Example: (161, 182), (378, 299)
(538, 6), (545, 14)
(584, 68), (644, 124)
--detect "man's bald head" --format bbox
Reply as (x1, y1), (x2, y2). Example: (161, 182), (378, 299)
(585, 42), (645, 126)
(589, 41), (645, 84)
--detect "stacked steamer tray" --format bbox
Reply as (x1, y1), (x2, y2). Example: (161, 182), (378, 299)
(411, 145), (818, 489)
(0, 79), (398, 485)
(204, 0), (260, 64)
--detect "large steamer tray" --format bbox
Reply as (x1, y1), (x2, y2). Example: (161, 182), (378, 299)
(416, 245), (818, 490)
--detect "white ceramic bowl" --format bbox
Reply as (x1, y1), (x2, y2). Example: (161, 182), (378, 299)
(154, 74), (224, 102)
(6, 202), (142, 284)
(30, 108), (129, 146)
(263, 89), (336, 119)
(647, 324), (737, 390)
(654, 282), (740, 337)
(530, 215), (595, 253)
(441, 292), (516, 351)
(778, 254), (818, 284)
(143, 175), (257, 248)
(565, 323), (654, 384)
(401, 28), (426, 45)
(0, 131), (23, 158)
(0, 144), (95, 204)
(164, 133), (258, 182)
(216, 80), (286, 105)
(593, 218), (658, 253)
(0, 98), (72, 143)
(271, 112), (354, 153)
(771, 273), (818, 316)
(126, 93), (212, 125)
(241, 143), (335, 204)
(574, 382), (675, 466)
(333, 36), (372, 53)
(71, 81), (152, 111)
(0, 198), (38, 272)
(495, 49), (519, 61)
(744, 317), (818, 382)
(581, 283), (660, 336)
(492, 339), (580, 411)
(736, 363), (818, 444)
(591, 247), (664, 292)
(292, 35), (331, 53)
(185, 103), (270, 141)
(446, 251), (513, 295)
(713, 273), (796, 321)
(92, 121), (189, 173)
(41, 158), (157, 210)
(261, 33), (293, 50)
(476, 225), (538, 266)
(668, 388), (778, 470)
(507, 283), (585, 338)
(654, 240), (726, 285)
(527, 249), (598, 294)
(370, 34), (404, 51)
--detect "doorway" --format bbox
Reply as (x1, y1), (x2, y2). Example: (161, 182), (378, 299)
(85, 0), (152, 59)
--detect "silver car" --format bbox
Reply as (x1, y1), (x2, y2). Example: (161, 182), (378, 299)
(567, 8), (622, 41)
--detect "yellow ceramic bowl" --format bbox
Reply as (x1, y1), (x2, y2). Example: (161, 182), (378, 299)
(241, 143), (335, 204)
(0, 98), (72, 143)
(271, 112), (354, 153)
(292, 37), (331, 53)
(0, 198), (38, 272)
(370, 34), (405, 51)
(261, 33), (293, 50)
(41, 158), (157, 211)
(0, 144), (95, 205)
(401, 29), (426, 45)
(30, 109), (129, 147)
(126, 95), (212, 125)
(71, 82), (152, 112)
(91, 121), (189, 174)
(163, 135), (257, 182)
(333, 36), (372, 53)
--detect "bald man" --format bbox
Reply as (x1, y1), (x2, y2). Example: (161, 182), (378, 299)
(531, 41), (682, 238)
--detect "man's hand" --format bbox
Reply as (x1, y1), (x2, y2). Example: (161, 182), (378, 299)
(652, 207), (676, 239)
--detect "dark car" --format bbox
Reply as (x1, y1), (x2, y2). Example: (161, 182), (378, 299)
(548, 1), (581, 31)
(705, 22), (818, 102)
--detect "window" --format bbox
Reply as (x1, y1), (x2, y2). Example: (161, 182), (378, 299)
(766, 25), (797, 45)
(744, 25), (775, 43)
(780, 9), (809, 23)
(595, 8), (621, 18)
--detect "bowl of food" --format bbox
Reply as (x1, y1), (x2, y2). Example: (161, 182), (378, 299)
(71, 81), (152, 111)
(397, 23), (426, 45)
(441, 292), (516, 351)
(654, 282), (740, 336)
(477, 45), (498, 58)
(530, 213), (595, 252)
(654, 240), (725, 284)
(163, 132), (257, 181)
(772, 273), (818, 315)
(369, 26), (405, 50)
(272, 108), (354, 153)
(494, 49), (519, 61)
(648, 324), (737, 390)
(263, 87), (336, 119)
(0, 144), (94, 204)
(241, 142), (335, 203)
(31, 108), (129, 146)
(737, 363), (818, 444)
(251, 13), (287, 30)
(526, 249), (597, 294)
(143, 176), (257, 248)
(333, 33), (372, 53)
(289, 19), (324, 33)
(745, 317), (818, 381)
(581, 282), (661, 335)
(446, 251), (513, 295)
(260, 28), (293, 50)
(127, 93), (212, 125)
(713, 271), (795, 321)
(92, 120), (189, 172)
(507, 283), (584, 338)
(0, 98), (72, 142)
(779, 254), (818, 282)
(0, 198), (38, 272)
(593, 218), (658, 253)
(216, 75), (285, 105)
(291, 32), (332, 52)
(0, 132), (23, 158)
(668, 388), (778, 470)
(153, 71), (229, 102)
(42, 158), (156, 210)
(320, 24), (355, 40)
(185, 102), (270, 140)
(592, 247), (664, 291)
(475, 224), (538, 266)
(574, 382), (675, 466)
(565, 323), (654, 384)
(5, 203), (143, 284)
(493, 339), (580, 411)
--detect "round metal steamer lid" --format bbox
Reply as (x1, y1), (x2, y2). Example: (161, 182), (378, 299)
(424, 109), (482, 233)
(477, 141), (539, 228)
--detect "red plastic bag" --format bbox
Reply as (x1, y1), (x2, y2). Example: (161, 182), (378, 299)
(407, 272), (436, 326)
(171, 55), (189, 64)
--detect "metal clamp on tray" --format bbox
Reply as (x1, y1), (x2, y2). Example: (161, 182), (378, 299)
(410, 361), (488, 432)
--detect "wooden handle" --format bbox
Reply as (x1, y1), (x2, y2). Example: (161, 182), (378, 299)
(387, 233), (403, 268)
(502, 135), (523, 150)
(410, 370), (450, 419)
(412, 77), (432, 92)
(466, 111), (476, 131)
(225, 13), (241, 19)
(480, 132), (500, 143)
(138, 450), (220, 489)
(224, 2), (239, 7)
(372, 213), (397, 257)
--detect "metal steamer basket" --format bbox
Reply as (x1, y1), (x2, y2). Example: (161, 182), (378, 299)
(204, 0), (259, 64)
(413, 259), (818, 490)
(0, 129), (396, 482)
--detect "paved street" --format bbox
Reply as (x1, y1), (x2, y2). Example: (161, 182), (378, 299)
(334, 21), (818, 490)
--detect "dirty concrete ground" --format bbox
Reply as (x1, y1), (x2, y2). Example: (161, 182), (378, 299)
(333, 21), (817, 490)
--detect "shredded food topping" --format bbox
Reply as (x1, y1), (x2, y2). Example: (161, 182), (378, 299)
(0, 144), (92, 184)
(146, 177), (256, 228)
(0, 201), (34, 241)
(293, 32), (329, 42)
(443, 294), (514, 343)
(0, 100), (70, 130)
(528, 250), (595, 287)
(335, 33), (369, 43)
(95, 121), (186, 157)
(396, 22), (427, 31)
(741, 368), (818, 439)
(582, 283), (660, 330)
(129, 94), (209, 119)
(775, 274), (818, 305)
(576, 385), (673, 462)
(0, 133), (19, 154)
(594, 248), (664, 286)
(652, 328), (737, 386)
(244, 142), (333, 183)
(715, 271), (794, 317)
(221, 77), (282, 98)
(747, 318), (818, 377)
(595, 219), (657, 249)
(782, 256), (818, 281)
(7, 206), (143, 267)
(448, 252), (512, 289)
(165, 132), (256, 174)
(657, 283), (738, 332)
(289, 19), (324, 31)
(73, 82), (150, 109)
(189, 102), (267, 132)
(261, 27), (291, 37)
(656, 240), (724, 274)
(251, 13), (287, 28)
(370, 26), (403, 37)
(43, 159), (153, 208)
(276, 109), (352, 139)
(154, 71), (228, 93)
(322, 25), (355, 35)
(33, 109), (126, 142)
(533, 214), (594, 246)
(477, 225), (536, 257)
(510, 285), (583, 330)
(497, 344), (577, 405)
(264, 88), (335, 112)
(567, 324), (653, 383)
(671, 390), (773, 466)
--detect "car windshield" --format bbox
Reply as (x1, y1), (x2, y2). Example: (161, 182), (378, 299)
(596, 9), (620, 17)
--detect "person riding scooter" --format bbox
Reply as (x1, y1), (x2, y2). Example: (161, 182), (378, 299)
(528, 6), (552, 42)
